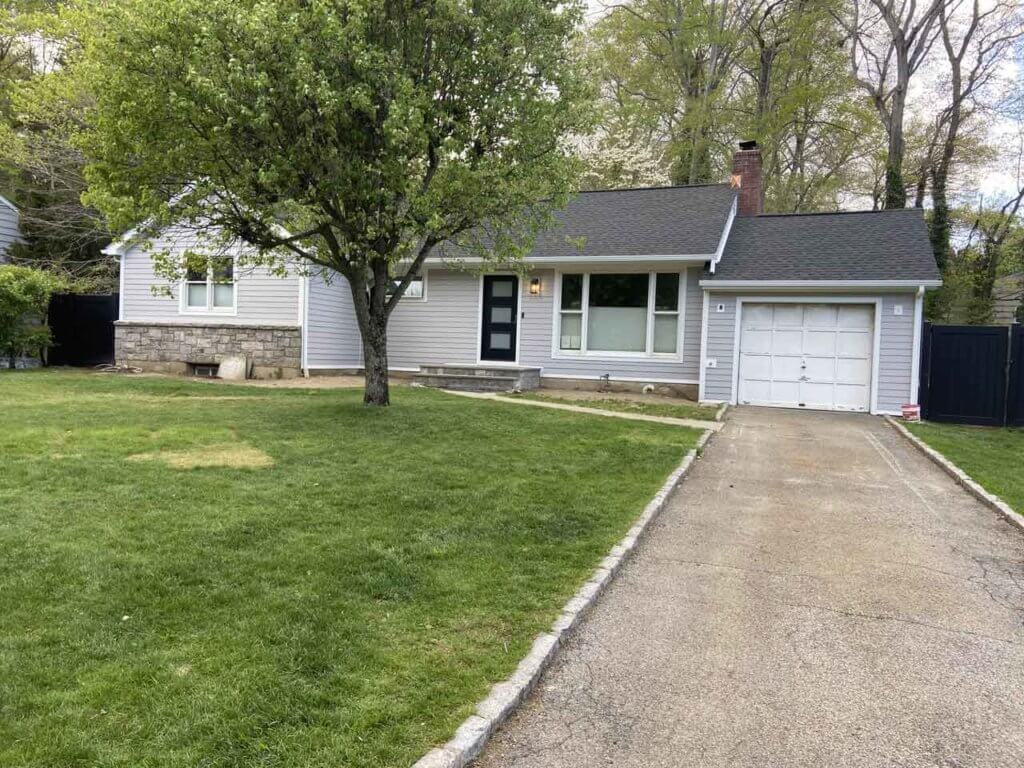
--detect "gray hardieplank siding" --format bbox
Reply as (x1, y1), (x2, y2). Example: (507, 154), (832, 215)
(701, 293), (737, 402)
(120, 227), (300, 326)
(306, 270), (362, 368)
(700, 291), (918, 413)
(303, 267), (480, 369)
(0, 199), (22, 262)
(518, 267), (701, 383)
(387, 268), (479, 368)
(304, 265), (702, 383)
(877, 294), (916, 413)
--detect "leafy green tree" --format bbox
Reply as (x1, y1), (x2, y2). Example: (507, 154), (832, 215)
(0, 1), (114, 291)
(734, 0), (877, 212)
(0, 263), (63, 366)
(588, 0), (747, 186)
(940, 190), (1024, 324)
(56, 0), (592, 404)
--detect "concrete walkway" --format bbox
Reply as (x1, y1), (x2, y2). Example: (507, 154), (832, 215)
(476, 407), (1024, 768)
(441, 389), (723, 432)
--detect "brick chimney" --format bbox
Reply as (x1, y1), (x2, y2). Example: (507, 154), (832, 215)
(730, 140), (763, 217)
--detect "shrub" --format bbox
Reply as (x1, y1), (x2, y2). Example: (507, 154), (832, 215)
(0, 265), (65, 368)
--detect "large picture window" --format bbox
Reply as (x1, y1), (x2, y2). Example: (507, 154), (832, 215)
(557, 272), (682, 356)
(183, 256), (235, 313)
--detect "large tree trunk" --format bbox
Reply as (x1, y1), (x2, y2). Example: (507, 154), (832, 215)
(884, 103), (907, 209)
(348, 269), (392, 407)
(361, 315), (390, 406)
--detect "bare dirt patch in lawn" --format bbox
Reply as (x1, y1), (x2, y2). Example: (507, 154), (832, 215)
(128, 443), (275, 469)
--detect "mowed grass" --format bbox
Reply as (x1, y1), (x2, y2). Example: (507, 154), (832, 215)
(0, 371), (700, 768)
(511, 391), (719, 422)
(907, 421), (1024, 515)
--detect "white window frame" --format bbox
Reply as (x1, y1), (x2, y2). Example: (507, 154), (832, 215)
(386, 270), (428, 302)
(552, 270), (686, 360)
(179, 256), (237, 315)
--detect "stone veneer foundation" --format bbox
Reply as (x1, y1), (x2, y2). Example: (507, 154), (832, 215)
(115, 321), (302, 379)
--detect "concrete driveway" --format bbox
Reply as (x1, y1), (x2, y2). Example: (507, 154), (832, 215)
(477, 407), (1024, 768)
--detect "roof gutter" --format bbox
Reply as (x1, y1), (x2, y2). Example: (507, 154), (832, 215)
(699, 279), (943, 290)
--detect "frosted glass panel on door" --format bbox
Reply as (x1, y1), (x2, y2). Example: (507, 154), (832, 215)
(490, 306), (512, 324)
(491, 280), (514, 298)
(489, 332), (511, 350)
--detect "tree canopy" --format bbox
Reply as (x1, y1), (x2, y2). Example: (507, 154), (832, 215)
(59, 0), (592, 402)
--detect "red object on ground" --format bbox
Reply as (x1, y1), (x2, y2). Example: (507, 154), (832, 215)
(902, 404), (921, 421)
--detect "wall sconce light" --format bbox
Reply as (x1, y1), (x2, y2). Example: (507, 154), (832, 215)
(529, 277), (541, 296)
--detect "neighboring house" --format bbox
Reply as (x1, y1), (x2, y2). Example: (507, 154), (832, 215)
(993, 274), (1022, 325)
(104, 143), (941, 415)
(0, 195), (25, 263)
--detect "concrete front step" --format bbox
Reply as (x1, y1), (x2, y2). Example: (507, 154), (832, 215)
(415, 364), (542, 392)
(414, 373), (520, 392)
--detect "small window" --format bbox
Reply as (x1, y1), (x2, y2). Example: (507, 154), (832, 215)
(183, 255), (235, 312)
(386, 274), (425, 300)
(559, 274), (584, 350)
(653, 273), (680, 354)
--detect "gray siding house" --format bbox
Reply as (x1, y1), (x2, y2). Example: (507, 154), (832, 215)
(106, 144), (941, 415)
(0, 195), (24, 263)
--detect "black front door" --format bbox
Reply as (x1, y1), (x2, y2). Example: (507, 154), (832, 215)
(481, 275), (518, 362)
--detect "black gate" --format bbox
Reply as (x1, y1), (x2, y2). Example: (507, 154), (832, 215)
(1010, 326), (1024, 427)
(47, 293), (118, 367)
(920, 323), (1022, 427)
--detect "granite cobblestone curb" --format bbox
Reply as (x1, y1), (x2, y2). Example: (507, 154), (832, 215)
(885, 416), (1023, 534)
(412, 427), (718, 768)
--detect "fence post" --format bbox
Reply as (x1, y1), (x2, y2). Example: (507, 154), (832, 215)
(918, 322), (932, 420)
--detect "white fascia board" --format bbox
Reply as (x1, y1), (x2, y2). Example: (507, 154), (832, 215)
(428, 253), (715, 267)
(709, 196), (737, 275)
(699, 279), (942, 290)
(0, 194), (19, 214)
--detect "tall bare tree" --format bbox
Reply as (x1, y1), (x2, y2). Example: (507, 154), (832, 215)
(928, 0), (1023, 271)
(840, 0), (944, 209)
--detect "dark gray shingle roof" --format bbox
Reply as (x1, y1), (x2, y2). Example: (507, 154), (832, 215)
(709, 208), (940, 282)
(523, 184), (736, 258)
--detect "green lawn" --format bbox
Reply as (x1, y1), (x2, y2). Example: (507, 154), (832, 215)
(0, 371), (700, 768)
(906, 421), (1024, 515)
(510, 392), (719, 422)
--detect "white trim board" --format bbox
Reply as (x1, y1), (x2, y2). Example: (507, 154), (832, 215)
(431, 253), (714, 267)
(700, 279), (942, 290)
(910, 286), (925, 405)
(728, 295), (884, 415)
(697, 289), (710, 401)
(709, 196), (737, 274)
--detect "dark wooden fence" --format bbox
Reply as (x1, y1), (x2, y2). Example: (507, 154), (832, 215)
(920, 323), (1023, 427)
(47, 293), (118, 367)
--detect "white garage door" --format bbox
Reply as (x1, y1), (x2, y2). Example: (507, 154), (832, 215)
(738, 303), (875, 412)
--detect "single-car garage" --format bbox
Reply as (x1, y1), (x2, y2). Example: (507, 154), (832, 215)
(737, 302), (876, 412)
(698, 208), (941, 415)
